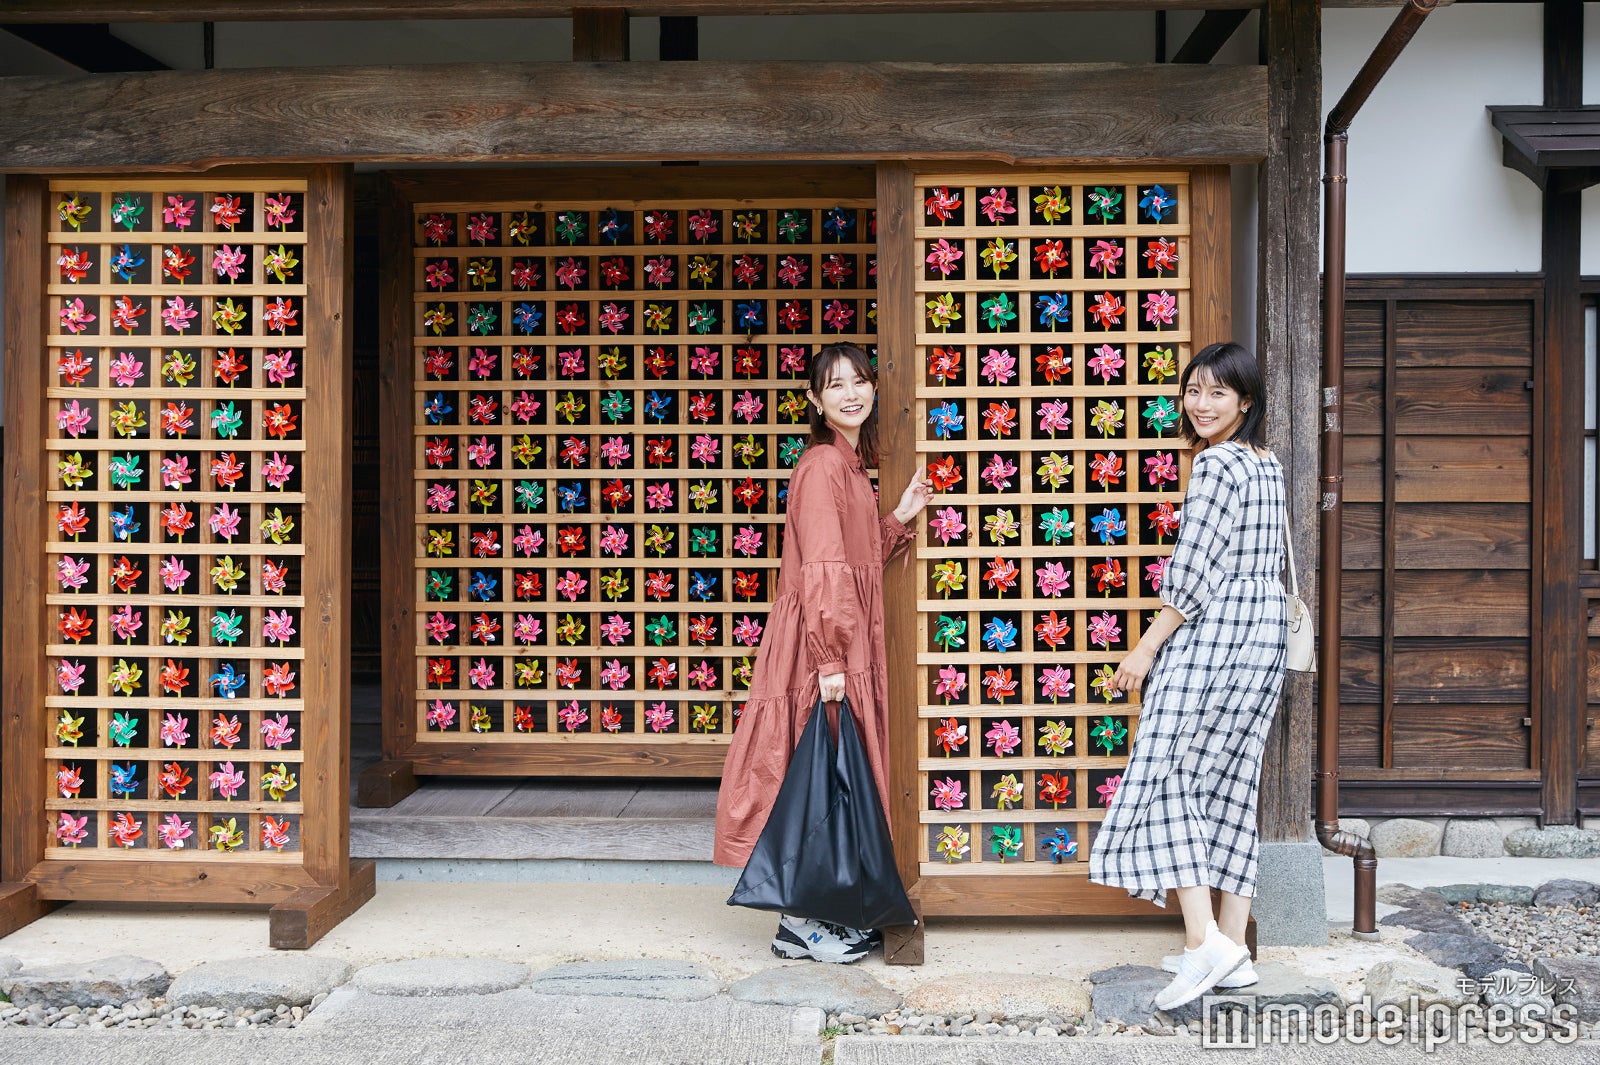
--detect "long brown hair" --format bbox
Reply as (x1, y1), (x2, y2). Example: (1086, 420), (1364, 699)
(807, 342), (881, 466)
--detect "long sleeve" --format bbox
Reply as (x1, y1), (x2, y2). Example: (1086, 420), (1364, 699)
(879, 513), (915, 567)
(791, 458), (860, 676)
(1160, 450), (1239, 621)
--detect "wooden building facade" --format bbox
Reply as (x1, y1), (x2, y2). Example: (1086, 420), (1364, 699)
(0, 0), (1594, 946)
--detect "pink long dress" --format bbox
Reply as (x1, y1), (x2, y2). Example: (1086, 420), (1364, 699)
(713, 430), (915, 868)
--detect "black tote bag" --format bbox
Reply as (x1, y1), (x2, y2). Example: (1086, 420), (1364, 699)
(727, 696), (916, 930)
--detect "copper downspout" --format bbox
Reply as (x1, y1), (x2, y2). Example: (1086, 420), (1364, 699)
(1318, 0), (1438, 938)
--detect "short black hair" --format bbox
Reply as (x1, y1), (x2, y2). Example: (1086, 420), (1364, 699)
(1177, 341), (1266, 448)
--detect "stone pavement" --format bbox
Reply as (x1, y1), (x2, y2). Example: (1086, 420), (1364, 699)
(2, 856), (1598, 1063)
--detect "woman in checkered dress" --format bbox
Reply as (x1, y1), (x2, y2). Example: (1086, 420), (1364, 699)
(1088, 342), (1288, 1006)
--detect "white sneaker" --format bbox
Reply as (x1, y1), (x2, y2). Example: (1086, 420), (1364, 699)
(1153, 922), (1250, 1011)
(1162, 954), (1258, 988)
(771, 915), (871, 964)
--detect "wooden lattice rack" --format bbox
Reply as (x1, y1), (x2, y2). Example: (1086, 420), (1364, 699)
(2, 170), (370, 946)
(876, 165), (1231, 928)
(376, 166), (878, 780)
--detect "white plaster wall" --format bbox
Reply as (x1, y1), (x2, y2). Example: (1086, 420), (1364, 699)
(1324, 4), (1543, 274)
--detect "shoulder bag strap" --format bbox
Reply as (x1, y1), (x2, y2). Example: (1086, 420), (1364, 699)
(1282, 509), (1299, 599)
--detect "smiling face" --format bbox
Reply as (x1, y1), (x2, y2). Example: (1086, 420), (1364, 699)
(1183, 368), (1248, 446)
(807, 356), (876, 445)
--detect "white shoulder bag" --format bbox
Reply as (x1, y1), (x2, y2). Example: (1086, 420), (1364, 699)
(1283, 521), (1315, 673)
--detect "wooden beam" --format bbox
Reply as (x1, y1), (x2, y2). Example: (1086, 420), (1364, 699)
(1537, 0), (1584, 824)
(1172, 9), (1251, 63)
(268, 859), (377, 949)
(0, 22), (168, 70)
(573, 7), (629, 60)
(1255, 0), (1320, 845)
(0, 0), (1441, 19)
(0, 62), (1267, 171)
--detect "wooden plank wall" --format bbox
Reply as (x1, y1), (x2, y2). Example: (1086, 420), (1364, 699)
(1337, 278), (1543, 816)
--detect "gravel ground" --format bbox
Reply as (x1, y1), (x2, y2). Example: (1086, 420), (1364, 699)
(1459, 902), (1600, 967)
(0, 994), (328, 1030)
(825, 1009), (1196, 1040)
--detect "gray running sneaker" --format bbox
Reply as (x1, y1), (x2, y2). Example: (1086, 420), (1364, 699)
(772, 915), (871, 963)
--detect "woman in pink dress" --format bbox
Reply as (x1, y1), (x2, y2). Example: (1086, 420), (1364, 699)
(714, 342), (932, 963)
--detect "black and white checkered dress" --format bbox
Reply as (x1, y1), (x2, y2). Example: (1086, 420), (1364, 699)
(1088, 441), (1288, 906)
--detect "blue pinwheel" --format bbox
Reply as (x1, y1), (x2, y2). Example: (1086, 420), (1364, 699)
(735, 301), (765, 331)
(210, 663), (248, 698)
(109, 504), (141, 542)
(928, 401), (965, 440)
(599, 208), (629, 243)
(1139, 185), (1175, 223)
(1035, 292), (1072, 331)
(556, 481), (587, 512)
(688, 571), (718, 601)
(1090, 507), (1127, 545)
(644, 391), (673, 422)
(110, 762), (141, 798)
(469, 571), (498, 601)
(1041, 828), (1078, 864)
(823, 207), (855, 241)
(982, 615), (1018, 653)
(512, 302), (543, 334)
(423, 392), (453, 424)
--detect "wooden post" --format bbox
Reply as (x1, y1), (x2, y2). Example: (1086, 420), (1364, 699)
(1256, 0), (1320, 846)
(1, 175), (60, 936)
(875, 162), (923, 965)
(1538, 0), (1583, 825)
(573, 7), (630, 62)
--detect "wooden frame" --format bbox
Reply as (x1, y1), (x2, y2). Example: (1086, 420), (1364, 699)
(1, 167), (372, 946)
(0, 62), (1267, 173)
(878, 164), (1231, 961)
(371, 165), (882, 797)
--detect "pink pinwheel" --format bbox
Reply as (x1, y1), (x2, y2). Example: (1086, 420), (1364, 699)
(164, 195), (196, 230)
(1143, 290), (1177, 329)
(929, 506), (967, 546)
(1146, 557), (1170, 591)
(210, 502), (242, 540)
(1145, 452), (1178, 489)
(57, 399), (93, 438)
(1089, 239), (1123, 277)
(599, 659), (631, 691)
(264, 349), (298, 385)
(212, 244), (246, 281)
(925, 238), (963, 276)
(160, 555), (190, 592)
(512, 525), (545, 556)
(598, 614), (631, 645)
(645, 702), (676, 733)
(732, 615), (764, 646)
(1097, 775), (1122, 806)
(934, 665), (967, 702)
(985, 719), (1022, 756)
(162, 455), (194, 489)
(979, 347), (1017, 386)
(598, 302), (629, 334)
(428, 700), (457, 730)
(513, 614), (543, 644)
(1088, 344), (1125, 383)
(263, 608), (296, 645)
(261, 714), (296, 749)
(979, 454), (1018, 492)
(160, 712), (190, 747)
(1087, 611), (1122, 650)
(931, 777), (967, 811)
(732, 526), (763, 556)
(599, 437), (631, 466)
(733, 391), (764, 422)
(1035, 561), (1071, 598)
(1040, 665), (1075, 702)
(161, 295), (198, 334)
(1036, 400), (1072, 437)
(468, 657), (496, 689)
(979, 186), (1016, 223)
(57, 556), (90, 591)
(158, 813), (194, 849)
(59, 298), (95, 334)
(425, 611), (457, 644)
(57, 659), (86, 694)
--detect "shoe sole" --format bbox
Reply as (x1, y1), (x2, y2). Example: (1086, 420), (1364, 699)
(1161, 960), (1258, 988)
(1155, 950), (1249, 1011)
(771, 942), (867, 964)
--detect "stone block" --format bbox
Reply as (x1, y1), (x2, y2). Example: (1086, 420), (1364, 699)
(730, 965), (902, 1018)
(1441, 819), (1506, 858)
(1246, 962), (1343, 1011)
(1376, 884), (1453, 912)
(1434, 884), (1483, 904)
(1533, 957), (1600, 1023)
(0, 955), (169, 1009)
(529, 959), (717, 1002)
(1369, 818), (1443, 858)
(1254, 842), (1328, 946)
(350, 957), (529, 997)
(1477, 884), (1536, 906)
(1478, 967), (1551, 1014)
(1533, 879), (1600, 908)
(1365, 959), (1474, 1013)
(1505, 826), (1600, 859)
(1379, 908), (1473, 936)
(1403, 932), (1506, 974)
(1088, 965), (1201, 1028)
(167, 955), (352, 1010)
